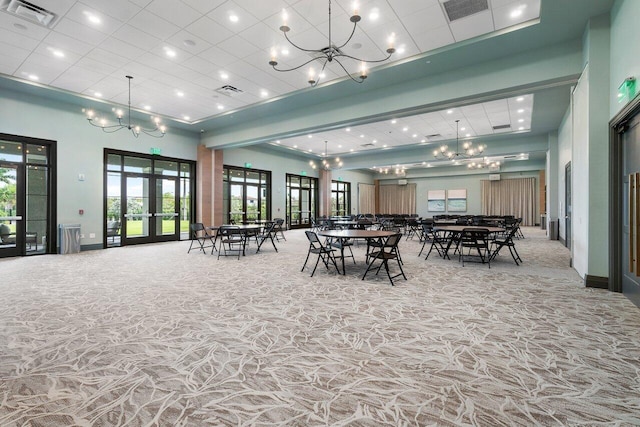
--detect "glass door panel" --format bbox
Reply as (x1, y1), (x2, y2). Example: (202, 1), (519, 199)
(26, 165), (47, 254)
(155, 177), (178, 239)
(230, 184), (244, 224)
(106, 172), (122, 247)
(245, 185), (259, 223)
(124, 175), (151, 243)
(290, 188), (300, 227)
(0, 164), (21, 257)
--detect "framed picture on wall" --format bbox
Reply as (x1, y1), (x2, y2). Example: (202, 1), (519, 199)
(427, 190), (446, 211)
(447, 189), (467, 212)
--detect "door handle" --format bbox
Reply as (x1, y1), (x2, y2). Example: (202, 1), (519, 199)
(0, 216), (22, 221)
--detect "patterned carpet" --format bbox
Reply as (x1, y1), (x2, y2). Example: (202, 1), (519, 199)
(1, 227), (639, 426)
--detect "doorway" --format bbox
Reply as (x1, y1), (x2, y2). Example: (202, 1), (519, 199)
(286, 174), (318, 229)
(105, 150), (194, 247)
(565, 162), (572, 249)
(0, 135), (55, 258)
(223, 166), (270, 224)
(611, 94), (640, 307)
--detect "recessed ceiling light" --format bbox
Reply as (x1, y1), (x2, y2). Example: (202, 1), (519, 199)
(360, 134), (365, 138)
(217, 104), (224, 110)
(338, 144), (342, 148)
(519, 127), (524, 130)
(183, 115), (190, 120)
(369, 8), (379, 20)
(518, 118), (524, 123)
(281, 48), (289, 56)
(164, 47), (176, 58)
(517, 109), (524, 113)
(460, 127), (466, 131)
(28, 74), (38, 81)
(397, 45), (406, 54)
(143, 105), (151, 110)
(516, 96), (524, 102)
(319, 72), (325, 78)
(260, 89), (268, 97)
(308, 148), (312, 152)
(229, 13), (239, 23)
(383, 144), (387, 148)
(447, 109), (453, 114)
(276, 140), (281, 144)
(94, 92), (102, 97)
(308, 134), (312, 138)
(350, 149), (354, 152)
(13, 23), (27, 30)
(176, 91), (184, 97)
(83, 11), (101, 24)
(220, 72), (229, 80)
(47, 47), (64, 58)
(421, 139), (426, 143)
(346, 127), (351, 132)
(372, 139), (377, 143)
(402, 127), (408, 132)
(293, 145), (298, 148)
(412, 134), (417, 138)
(510, 9), (523, 18)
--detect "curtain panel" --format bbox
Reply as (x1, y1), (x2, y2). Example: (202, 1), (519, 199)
(379, 184), (417, 215)
(358, 183), (375, 215)
(481, 177), (536, 225)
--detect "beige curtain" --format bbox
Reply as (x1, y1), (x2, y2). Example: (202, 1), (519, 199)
(358, 183), (375, 215)
(379, 184), (416, 214)
(481, 178), (536, 225)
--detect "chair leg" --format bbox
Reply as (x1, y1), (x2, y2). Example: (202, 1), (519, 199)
(301, 250), (311, 272)
(509, 245), (521, 265)
(310, 253), (322, 277)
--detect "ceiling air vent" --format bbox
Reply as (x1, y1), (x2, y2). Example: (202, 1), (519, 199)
(0, 0), (58, 28)
(214, 85), (243, 97)
(443, 0), (489, 22)
(492, 124), (511, 131)
(361, 143), (375, 147)
(425, 133), (442, 139)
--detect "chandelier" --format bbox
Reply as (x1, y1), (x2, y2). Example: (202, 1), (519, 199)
(433, 120), (485, 160)
(468, 159), (501, 169)
(268, 0), (396, 87)
(377, 165), (406, 176)
(84, 76), (166, 138)
(310, 141), (343, 170)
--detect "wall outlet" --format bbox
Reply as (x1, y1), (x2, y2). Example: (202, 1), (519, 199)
(89, 233), (95, 238)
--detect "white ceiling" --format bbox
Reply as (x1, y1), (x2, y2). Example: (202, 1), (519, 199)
(0, 0), (541, 124)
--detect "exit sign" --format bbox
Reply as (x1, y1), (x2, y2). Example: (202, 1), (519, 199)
(150, 147), (162, 155)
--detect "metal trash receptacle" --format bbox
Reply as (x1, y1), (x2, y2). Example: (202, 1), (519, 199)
(59, 224), (81, 254)
(548, 219), (558, 240)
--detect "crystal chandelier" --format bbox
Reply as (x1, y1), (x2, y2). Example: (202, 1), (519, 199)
(268, 0), (396, 87)
(83, 76), (166, 138)
(433, 120), (485, 160)
(310, 141), (343, 170)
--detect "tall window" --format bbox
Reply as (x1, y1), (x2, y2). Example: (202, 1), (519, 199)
(286, 174), (317, 229)
(331, 180), (351, 216)
(223, 166), (271, 224)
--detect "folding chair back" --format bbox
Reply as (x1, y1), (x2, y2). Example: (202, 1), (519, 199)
(188, 222), (215, 254)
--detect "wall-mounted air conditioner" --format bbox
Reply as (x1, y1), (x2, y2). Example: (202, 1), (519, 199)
(398, 179), (408, 185)
(489, 174), (501, 181)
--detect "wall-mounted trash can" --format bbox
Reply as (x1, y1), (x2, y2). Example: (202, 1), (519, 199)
(548, 218), (559, 240)
(59, 224), (81, 254)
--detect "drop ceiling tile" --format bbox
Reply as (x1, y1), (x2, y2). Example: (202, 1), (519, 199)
(0, 40), (30, 61)
(77, 0), (142, 22)
(218, 34), (260, 59)
(234, 0), (288, 20)
(83, 48), (131, 69)
(145, 0), (201, 27)
(207, 1), (259, 33)
(63, 3), (124, 35)
(198, 45), (241, 68)
(180, 0), (227, 15)
(118, 60), (161, 80)
(182, 55), (220, 74)
(385, 0), (440, 16)
(449, 10), (494, 42)
(52, 18), (109, 46)
(262, 5), (313, 36)
(147, 43), (193, 63)
(128, 9), (180, 40)
(41, 31), (94, 56)
(33, 44), (82, 66)
(239, 22), (282, 51)
(99, 37), (146, 60)
(0, 55), (23, 74)
(185, 16), (234, 45)
(0, 27), (40, 50)
(399, 4), (449, 34)
(166, 30), (212, 55)
(112, 24), (161, 50)
(17, 53), (70, 83)
(51, 66), (106, 92)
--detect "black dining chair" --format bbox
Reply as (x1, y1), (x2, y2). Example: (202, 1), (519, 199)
(217, 225), (244, 259)
(362, 233), (406, 286)
(458, 228), (491, 267)
(490, 226), (522, 265)
(255, 221), (278, 253)
(301, 231), (340, 277)
(187, 223), (216, 254)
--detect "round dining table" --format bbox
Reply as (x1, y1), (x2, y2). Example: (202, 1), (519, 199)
(318, 229), (397, 275)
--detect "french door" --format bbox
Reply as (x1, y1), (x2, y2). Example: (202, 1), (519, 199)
(223, 166), (271, 224)
(286, 174), (317, 229)
(106, 150), (194, 247)
(0, 135), (54, 258)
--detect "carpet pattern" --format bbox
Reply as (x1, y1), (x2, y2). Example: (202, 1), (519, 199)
(1, 228), (640, 426)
